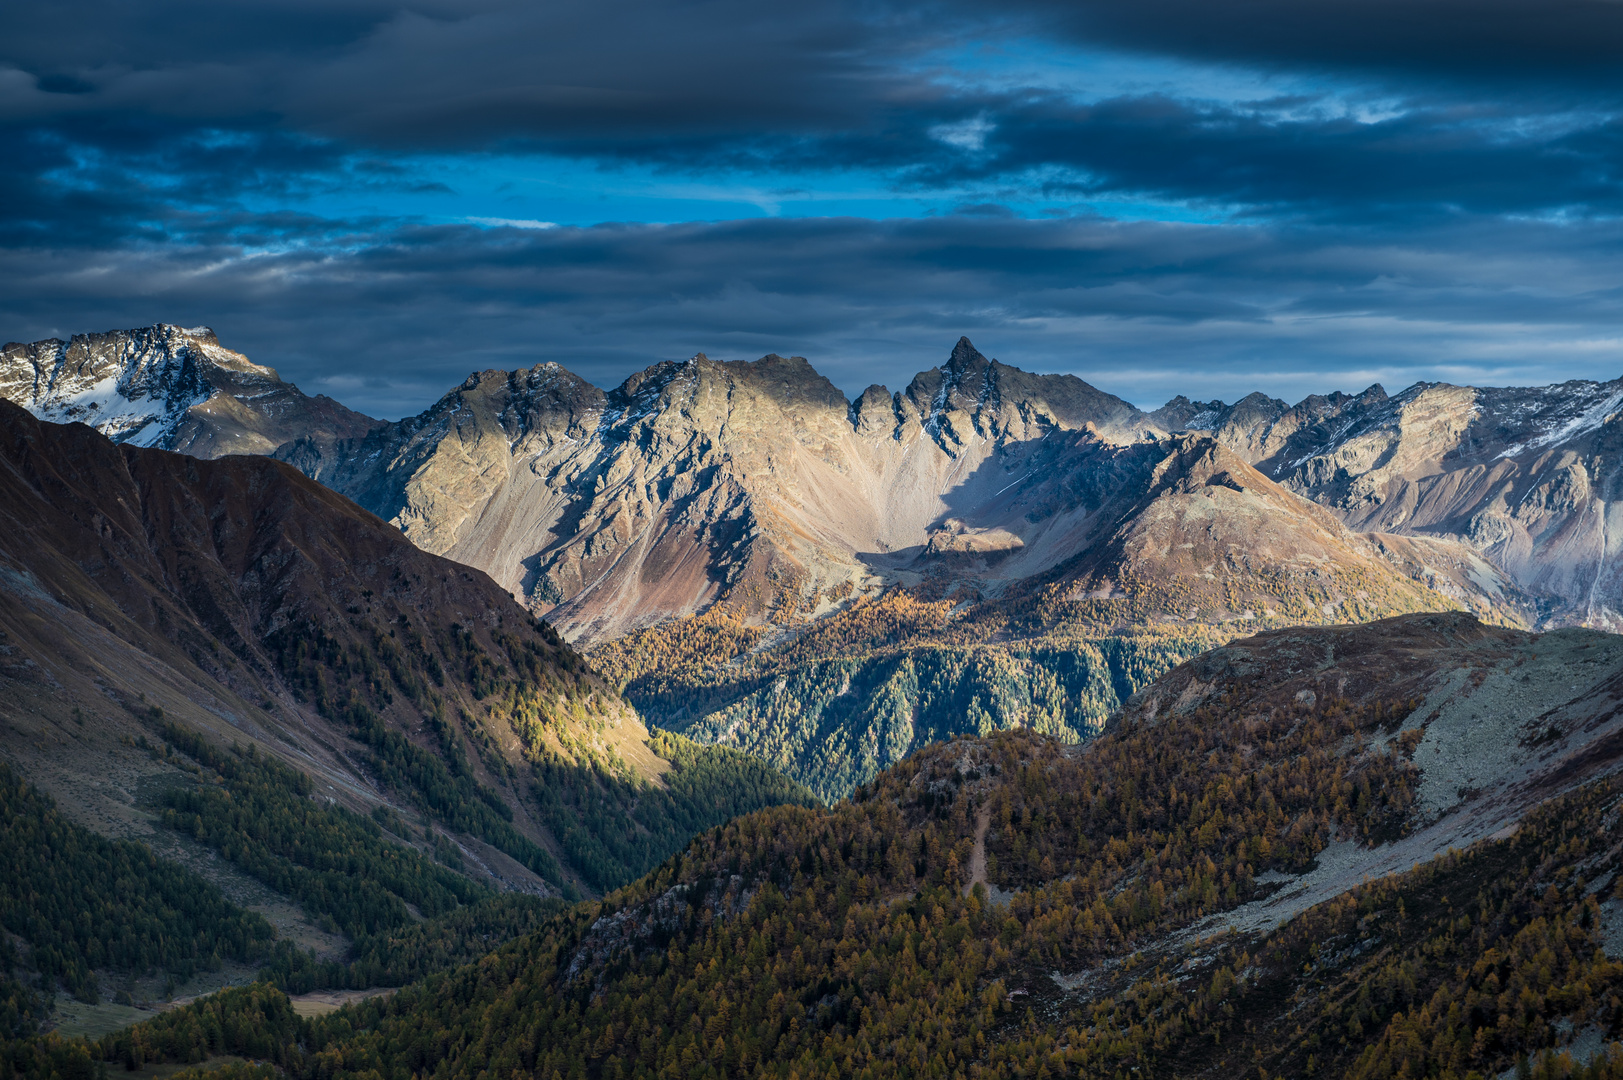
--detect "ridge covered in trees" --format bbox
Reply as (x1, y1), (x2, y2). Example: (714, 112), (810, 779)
(8, 611), (1623, 1080)
(269, 589), (815, 898)
(17, 726), (1619, 1080)
(591, 594), (1233, 800)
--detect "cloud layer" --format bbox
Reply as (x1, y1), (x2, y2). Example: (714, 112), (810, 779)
(2, 0), (1621, 417)
(5, 214), (1618, 418)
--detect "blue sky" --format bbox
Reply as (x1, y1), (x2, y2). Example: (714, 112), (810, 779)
(3, 0), (1623, 418)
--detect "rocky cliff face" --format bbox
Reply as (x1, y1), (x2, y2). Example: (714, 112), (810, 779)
(1162, 377), (1623, 627)
(1017, 433), (1476, 625)
(0, 324), (379, 457)
(18, 325), (1580, 641)
(585, 429), (1488, 801)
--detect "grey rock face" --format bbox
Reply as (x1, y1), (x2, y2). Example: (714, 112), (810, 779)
(27, 325), (1599, 641)
(286, 339), (1186, 642)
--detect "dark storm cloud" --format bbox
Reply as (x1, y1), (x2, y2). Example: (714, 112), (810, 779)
(904, 95), (1623, 221)
(1033, 0), (1623, 83)
(0, 0), (933, 146)
(8, 0), (1618, 150)
(4, 215), (1619, 419)
(4, 0), (1621, 223)
(0, 118), (364, 248)
(2, 0), (1620, 417)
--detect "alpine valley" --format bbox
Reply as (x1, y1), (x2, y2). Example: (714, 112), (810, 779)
(3, 326), (1623, 1079)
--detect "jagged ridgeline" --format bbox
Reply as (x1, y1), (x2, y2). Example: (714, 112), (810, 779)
(3, 329), (1564, 806)
(264, 335), (1506, 802)
(0, 324), (379, 458)
(53, 614), (1623, 1080)
(2, 328), (1602, 639)
(267, 337), (1526, 649)
(0, 403), (812, 1010)
(589, 430), (1467, 801)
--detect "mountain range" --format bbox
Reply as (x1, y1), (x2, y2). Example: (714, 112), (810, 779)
(0, 325), (378, 459)
(2, 324), (1623, 1075)
(10, 326), (1605, 638)
(9, 324), (1617, 799)
(274, 336), (1536, 642)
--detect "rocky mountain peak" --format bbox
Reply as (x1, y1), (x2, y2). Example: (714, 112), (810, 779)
(0, 323), (377, 458)
(898, 339), (1153, 450)
(603, 351), (850, 438)
(437, 362), (607, 441)
(1147, 394), (1227, 431)
(849, 383), (899, 439)
(946, 334), (983, 369)
(270, 338), (1589, 641)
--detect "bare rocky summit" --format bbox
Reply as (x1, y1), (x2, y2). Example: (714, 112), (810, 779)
(287, 337), (1509, 642)
(0, 324), (379, 458)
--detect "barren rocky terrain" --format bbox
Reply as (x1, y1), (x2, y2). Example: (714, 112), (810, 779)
(1164, 377), (1623, 629)
(278, 338), (1527, 644)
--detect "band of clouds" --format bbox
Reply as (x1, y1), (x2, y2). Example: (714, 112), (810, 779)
(4, 214), (1619, 419)
(2, 0), (1621, 417)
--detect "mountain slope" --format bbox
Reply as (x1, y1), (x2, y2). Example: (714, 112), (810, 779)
(86, 611), (1623, 1080)
(589, 433), (1501, 799)
(0, 401), (811, 916)
(0, 325), (379, 458)
(279, 338), (1514, 798)
(1166, 376), (1623, 628)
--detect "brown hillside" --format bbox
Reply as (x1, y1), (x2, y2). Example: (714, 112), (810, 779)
(0, 401), (805, 910)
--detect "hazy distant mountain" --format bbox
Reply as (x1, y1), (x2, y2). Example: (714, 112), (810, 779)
(0, 324), (379, 458)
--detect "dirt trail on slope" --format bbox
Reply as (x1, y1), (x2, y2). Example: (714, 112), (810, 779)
(965, 808), (990, 896)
